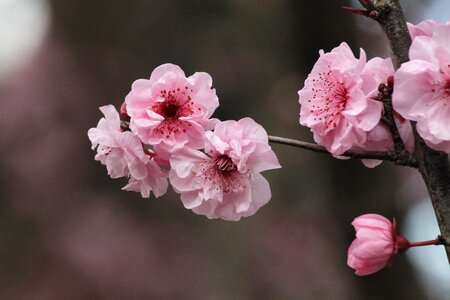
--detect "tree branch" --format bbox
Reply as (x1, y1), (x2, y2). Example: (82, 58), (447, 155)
(358, 0), (411, 68)
(122, 120), (418, 167)
(268, 135), (417, 167)
(378, 79), (407, 155)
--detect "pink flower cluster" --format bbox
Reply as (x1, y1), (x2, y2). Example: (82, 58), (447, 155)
(298, 20), (450, 166)
(88, 64), (281, 220)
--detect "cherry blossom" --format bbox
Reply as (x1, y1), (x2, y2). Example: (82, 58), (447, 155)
(355, 57), (414, 167)
(299, 42), (392, 157)
(348, 214), (403, 276)
(393, 23), (450, 152)
(125, 63), (219, 153)
(88, 105), (168, 198)
(122, 161), (169, 198)
(407, 19), (449, 40)
(169, 118), (281, 221)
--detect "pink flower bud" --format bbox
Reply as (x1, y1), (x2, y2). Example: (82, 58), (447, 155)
(347, 214), (405, 276)
(119, 101), (131, 122)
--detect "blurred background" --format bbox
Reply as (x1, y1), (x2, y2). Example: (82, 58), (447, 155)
(0, 0), (449, 299)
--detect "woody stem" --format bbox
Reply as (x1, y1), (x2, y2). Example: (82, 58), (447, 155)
(268, 135), (418, 168)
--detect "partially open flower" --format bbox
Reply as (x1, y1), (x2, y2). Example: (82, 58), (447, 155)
(88, 105), (168, 198)
(347, 214), (409, 276)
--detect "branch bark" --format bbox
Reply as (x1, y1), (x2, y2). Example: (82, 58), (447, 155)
(365, 0), (450, 262)
(268, 135), (417, 167)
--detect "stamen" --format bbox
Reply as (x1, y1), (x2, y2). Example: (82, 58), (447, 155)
(199, 155), (246, 194)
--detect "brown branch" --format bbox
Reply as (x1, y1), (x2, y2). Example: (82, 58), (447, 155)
(358, 0), (411, 68)
(268, 135), (418, 168)
(378, 79), (407, 155)
(414, 139), (450, 262)
(122, 119), (417, 167)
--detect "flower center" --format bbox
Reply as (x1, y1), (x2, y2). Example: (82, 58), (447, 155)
(161, 102), (179, 119)
(200, 155), (246, 194)
(215, 155), (237, 175)
(432, 77), (450, 101)
(309, 69), (349, 129)
(152, 87), (195, 121)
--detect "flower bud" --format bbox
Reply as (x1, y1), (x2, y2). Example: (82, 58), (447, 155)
(347, 214), (408, 276)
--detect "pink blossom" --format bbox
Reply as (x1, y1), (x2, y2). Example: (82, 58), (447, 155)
(347, 214), (397, 276)
(355, 58), (402, 167)
(407, 19), (449, 40)
(355, 57), (414, 167)
(125, 63), (219, 153)
(88, 105), (168, 197)
(298, 42), (384, 156)
(122, 161), (169, 198)
(169, 118), (281, 221)
(393, 23), (450, 152)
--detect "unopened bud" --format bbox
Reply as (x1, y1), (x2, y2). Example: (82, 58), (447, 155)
(378, 83), (387, 93)
(387, 76), (394, 88)
(120, 101), (131, 122)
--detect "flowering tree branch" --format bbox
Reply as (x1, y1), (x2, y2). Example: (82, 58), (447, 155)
(268, 135), (418, 167)
(121, 120), (419, 167)
(87, 0), (450, 279)
(357, 0), (450, 263)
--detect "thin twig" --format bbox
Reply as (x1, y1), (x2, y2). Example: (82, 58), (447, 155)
(268, 135), (418, 168)
(378, 79), (407, 155)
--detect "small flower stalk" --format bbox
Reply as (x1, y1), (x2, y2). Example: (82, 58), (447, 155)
(347, 214), (448, 276)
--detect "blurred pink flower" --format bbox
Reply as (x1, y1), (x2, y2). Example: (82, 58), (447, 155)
(169, 118), (281, 221)
(88, 105), (168, 197)
(393, 23), (450, 152)
(125, 63), (219, 153)
(298, 42), (383, 156)
(347, 214), (397, 276)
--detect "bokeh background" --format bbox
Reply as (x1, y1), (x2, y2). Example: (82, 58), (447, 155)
(0, 0), (449, 299)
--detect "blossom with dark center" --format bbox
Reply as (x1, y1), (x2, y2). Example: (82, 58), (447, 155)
(125, 63), (219, 153)
(169, 118), (281, 221)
